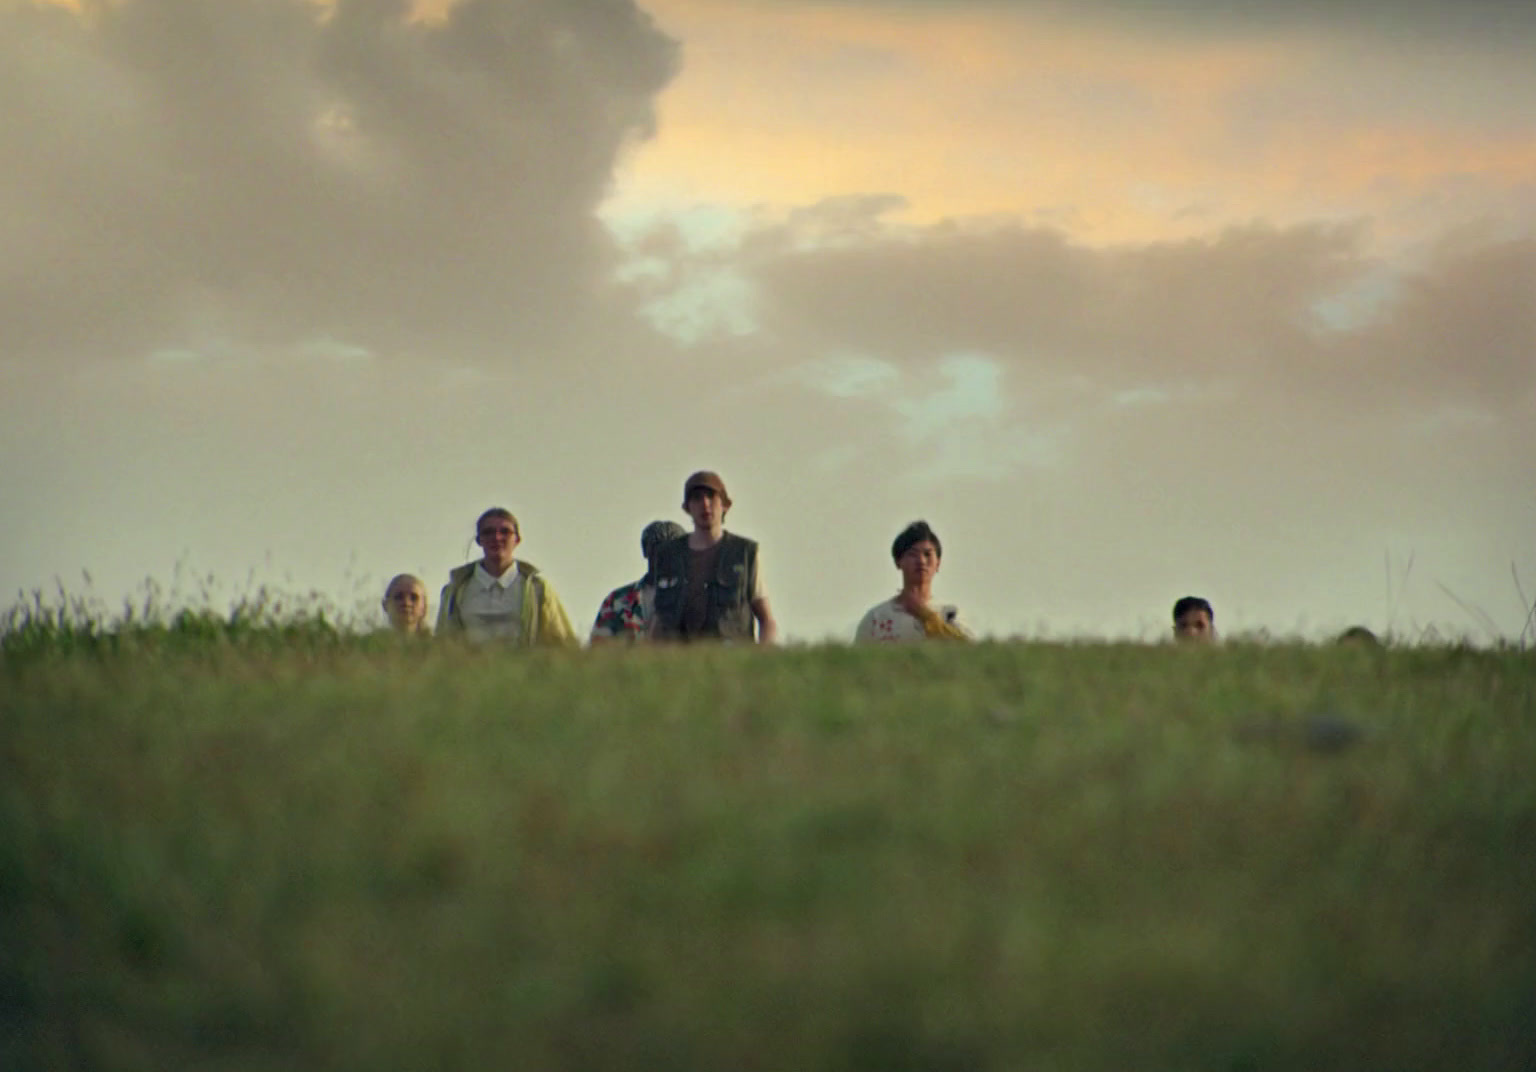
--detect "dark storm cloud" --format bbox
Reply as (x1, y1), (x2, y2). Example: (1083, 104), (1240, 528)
(0, 0), (678, 365)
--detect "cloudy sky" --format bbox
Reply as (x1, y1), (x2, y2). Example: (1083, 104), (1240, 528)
(3, 0), (1533, 642)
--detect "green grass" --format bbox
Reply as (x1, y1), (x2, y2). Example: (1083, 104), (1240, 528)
(3, 631), (1535, 1071)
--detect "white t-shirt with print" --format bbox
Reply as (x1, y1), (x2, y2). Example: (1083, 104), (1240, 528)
(854, 597), (968, 643)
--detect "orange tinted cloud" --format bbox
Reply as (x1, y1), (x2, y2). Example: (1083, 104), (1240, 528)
(609, 0), (1536, 246)
(39, 0), (1532, 244)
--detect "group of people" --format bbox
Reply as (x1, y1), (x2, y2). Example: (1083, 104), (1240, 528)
(378, 468), (1379, 648)
(382, 470), (777, 647)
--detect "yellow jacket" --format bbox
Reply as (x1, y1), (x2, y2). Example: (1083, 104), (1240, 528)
(435, 560), (578, 647)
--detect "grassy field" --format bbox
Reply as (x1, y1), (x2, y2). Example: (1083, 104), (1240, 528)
(3, 627), (1535, 1071)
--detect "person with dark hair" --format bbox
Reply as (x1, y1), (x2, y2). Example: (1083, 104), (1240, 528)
(855, 520), (970, 642)
(1172, 595), (1216, 643)
(435, 507), (577, 646)
(381, 573), (429, 634)
(1337, 625), (1381, 647)
(649, 471), (777, 643)
(590, 520), (688, 643)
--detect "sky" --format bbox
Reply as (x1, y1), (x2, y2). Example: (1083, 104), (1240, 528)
(2, 0), (1533, 642)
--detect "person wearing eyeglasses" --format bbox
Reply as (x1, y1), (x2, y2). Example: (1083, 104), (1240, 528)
(435, 507), (577, 646)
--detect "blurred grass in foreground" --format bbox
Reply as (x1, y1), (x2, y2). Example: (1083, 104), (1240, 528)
(2, 609), (1535, 1071)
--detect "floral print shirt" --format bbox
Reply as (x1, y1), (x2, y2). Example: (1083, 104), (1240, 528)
(590, 578), (654, 641)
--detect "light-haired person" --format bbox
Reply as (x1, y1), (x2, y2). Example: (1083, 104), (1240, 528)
(855, 520), (970, 642)
(382, 573), (430, 634)
(436, 507), (578, 647)
(590, 520), (687, 644)
(1172, 595), (1217, 643)
(649, 471), (777, 644)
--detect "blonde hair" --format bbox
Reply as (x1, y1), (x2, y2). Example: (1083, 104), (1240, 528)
(384, 573), (426, 599)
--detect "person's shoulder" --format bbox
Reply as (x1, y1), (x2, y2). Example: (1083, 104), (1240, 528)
(602, 579), (643, 604)
(591, 582), (634, 638)
(722, 531), (758, 551)
(855, 597), (899, 636)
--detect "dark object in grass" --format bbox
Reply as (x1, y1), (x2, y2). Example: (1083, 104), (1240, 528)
(1303, 713), (1365, 753)
(1232, 712), (1366, 753)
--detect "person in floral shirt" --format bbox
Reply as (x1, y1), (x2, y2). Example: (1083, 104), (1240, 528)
(590, 520), (687, 643)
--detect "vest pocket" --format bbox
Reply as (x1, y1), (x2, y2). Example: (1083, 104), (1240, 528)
(653, 577), (683, 619)
(710, 575), (742, 609)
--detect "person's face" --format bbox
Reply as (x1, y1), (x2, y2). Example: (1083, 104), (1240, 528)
(476, 518), (520, 567)
(383, 581), (427, 631)
(897, 540), (941, 589)
(1174, 609), (1215, 642)
(686, 488), (725, 530)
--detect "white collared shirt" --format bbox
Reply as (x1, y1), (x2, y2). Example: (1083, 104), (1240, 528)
(458, 562), (526, 643)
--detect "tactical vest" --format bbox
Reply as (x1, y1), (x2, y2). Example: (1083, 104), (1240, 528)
(650, 533), (758, 641)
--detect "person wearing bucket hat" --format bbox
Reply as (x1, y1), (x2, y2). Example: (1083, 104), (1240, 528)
(649, 471), (777, 643)
(590, 519), (689, 643)
(435, 506), (578, 646)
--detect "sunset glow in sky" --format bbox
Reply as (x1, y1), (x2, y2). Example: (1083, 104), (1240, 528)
(4, 0), (1533, 641)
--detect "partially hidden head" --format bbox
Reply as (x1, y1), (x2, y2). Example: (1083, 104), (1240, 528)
(1172, 595), (1216, 642)
(682, 471), (731, 531)
(474, 507), (520, 571)
(1337, 625), (1381, 647)
(382, 573), (428, 632)
(641, 519), (687, 563)
(892, 520), (943, 590)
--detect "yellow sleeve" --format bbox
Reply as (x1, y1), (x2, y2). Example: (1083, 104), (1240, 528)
(435, 583), (458, 634)
(537, 579), (580, 648)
